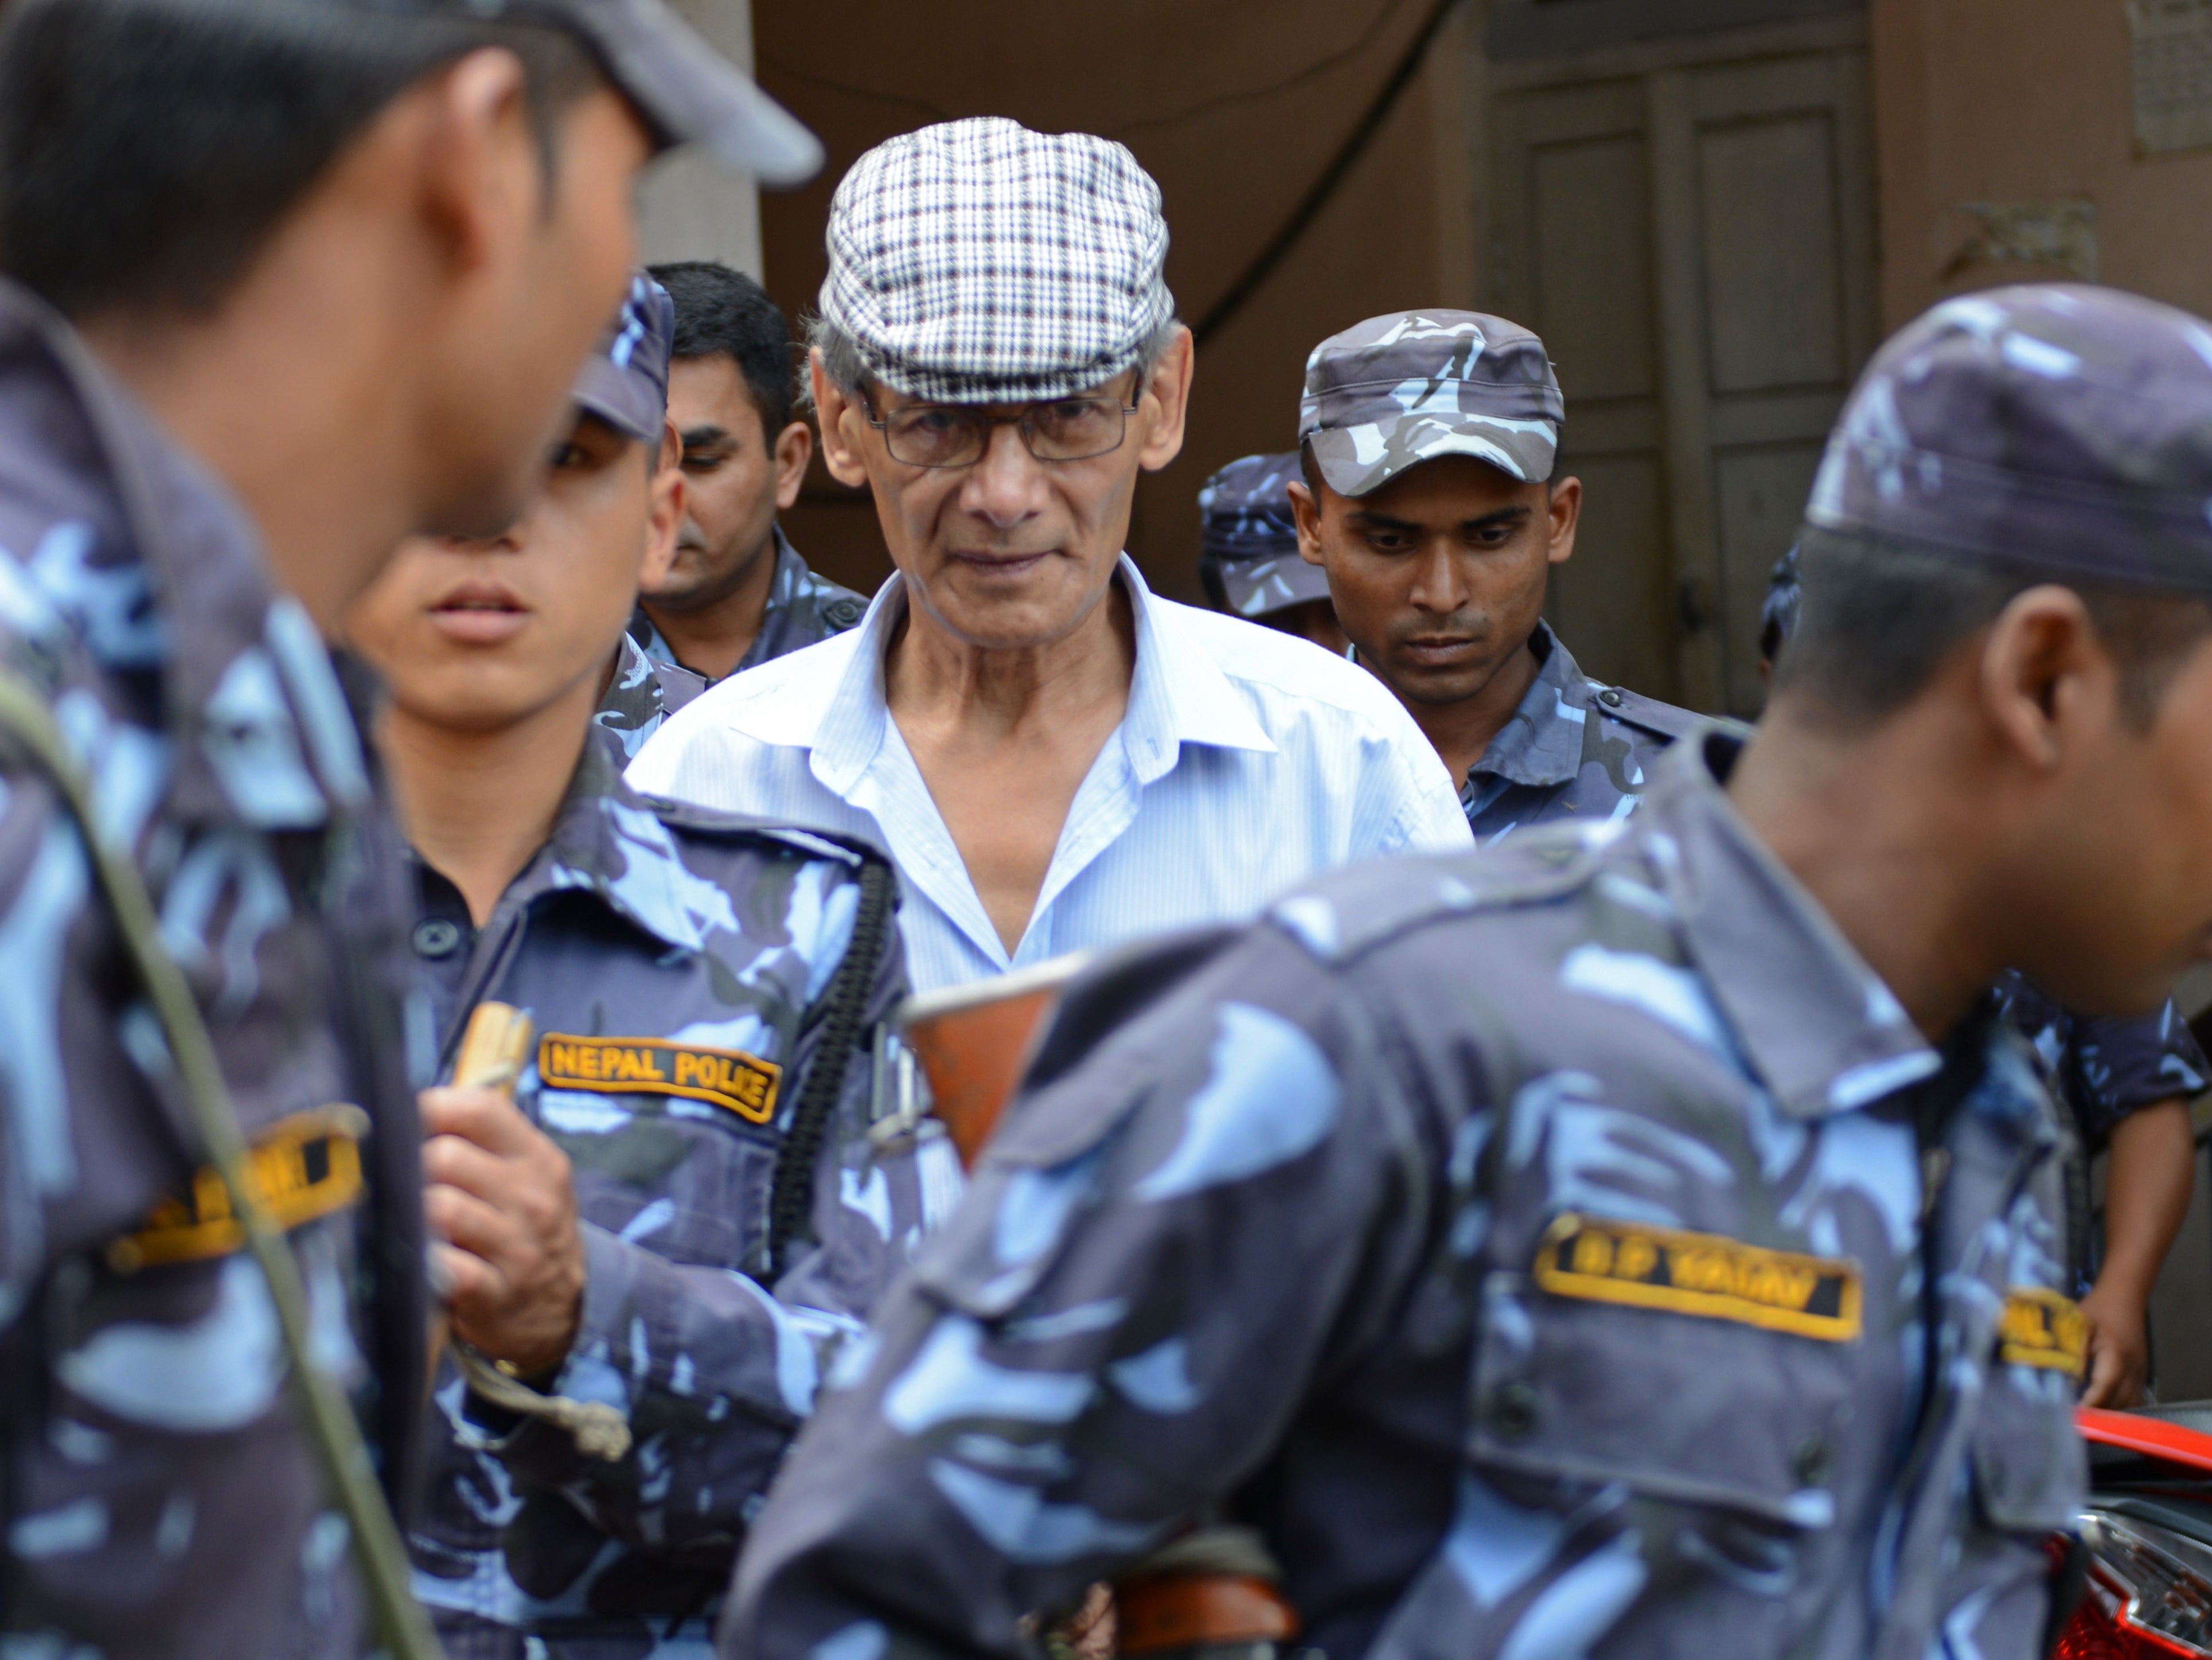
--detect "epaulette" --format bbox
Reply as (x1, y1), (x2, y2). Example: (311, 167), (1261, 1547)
(628, 793), (890, 869)
(1585, 682), (1723, 746)
(1266, 825), (1611, 966)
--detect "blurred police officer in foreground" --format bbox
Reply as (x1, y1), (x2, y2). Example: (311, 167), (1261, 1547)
(1762, 546), (2206, 1407)
(348, 276), (920, 1656)
(0, 0), (815, 1653)
(631, 260), (867, 684)
(723, 284), (2212, 1660)
(1293, 311), (1702, 841)
(1197, 453), (1349, 654)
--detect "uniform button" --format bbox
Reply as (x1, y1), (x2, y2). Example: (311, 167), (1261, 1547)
(1597, 688), (1624, 709)
(412, 918), (463, 960)
(1793, 1436), (1833, 1487)
(1488, 1382), (1539, 1441)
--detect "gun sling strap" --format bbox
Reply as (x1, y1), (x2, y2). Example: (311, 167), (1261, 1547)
(0, 667), (444, 1660)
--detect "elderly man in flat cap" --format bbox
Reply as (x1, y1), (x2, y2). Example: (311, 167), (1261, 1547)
(720, 283), (2212, 1660)
(631, 118), (1469, 993)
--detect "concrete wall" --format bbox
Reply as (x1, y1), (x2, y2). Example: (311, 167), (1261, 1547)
(750, 0), (1479, 603)
(635, 0), (764, 278)
(1868, 0), (2212, 330)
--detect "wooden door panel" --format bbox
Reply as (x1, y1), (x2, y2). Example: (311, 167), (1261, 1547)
(1551, 452), (1675, 696)
(1532, 133), (1657, 402)
(1712, 443), (1823, 712)
(1697, 112), (1847, 393)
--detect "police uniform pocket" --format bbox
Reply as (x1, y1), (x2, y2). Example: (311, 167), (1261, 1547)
(1971, 1288), (2089, 1534)
(1468, 1216), (1866, 1529)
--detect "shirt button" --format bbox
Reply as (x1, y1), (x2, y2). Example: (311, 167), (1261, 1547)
(1488, 1381), (1540, 1442)
(1597, 688), (1625, 709)
(412, 918), (463, 960)
(1793, 1436), (1834, 1486)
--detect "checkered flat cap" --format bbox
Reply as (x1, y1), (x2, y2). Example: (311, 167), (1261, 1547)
(821, 117), (1175, 404)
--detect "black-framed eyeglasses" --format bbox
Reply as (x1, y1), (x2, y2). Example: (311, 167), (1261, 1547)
(863, 390), (1142, 469)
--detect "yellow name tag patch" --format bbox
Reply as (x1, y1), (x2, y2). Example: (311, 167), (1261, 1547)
(110, 1109), (365, 1274)
(1534, 1213), (1864, 1342)
(537, 1034), (781, 1125)
(2000, 1287), (2088, 1377)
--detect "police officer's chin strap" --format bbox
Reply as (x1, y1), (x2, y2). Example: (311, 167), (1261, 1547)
(0, 669), (446, 1660)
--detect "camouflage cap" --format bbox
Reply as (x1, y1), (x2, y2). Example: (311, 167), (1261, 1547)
(1199, 453), (1332, 619)
(1807, 284), (2212, 595)
(820, 117), (1175, 404)
(1299, 310), (1564, 498)
(572, 274), (673, 444)
(253, 0), (822, 183)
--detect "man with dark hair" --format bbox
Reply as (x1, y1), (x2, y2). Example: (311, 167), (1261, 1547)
(1290, 311), (1703, 841)
(1764, 537), (2206, 1408)
(0, 2), (815, 1654)
(1196, 452), (1348, 653)
(631, 259), (866, 682)
(726, 285), (2212, 1660)
(349, 274), (922, 1659)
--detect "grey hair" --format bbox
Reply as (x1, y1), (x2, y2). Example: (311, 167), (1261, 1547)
(799, 313), (1183, 412)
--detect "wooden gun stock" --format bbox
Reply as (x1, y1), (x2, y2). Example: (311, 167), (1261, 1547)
(895, 955), (1091, 1169)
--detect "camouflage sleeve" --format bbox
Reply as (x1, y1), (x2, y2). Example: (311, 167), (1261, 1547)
(719, 922), (1439, 1660)
(2066, 999), (2208, 1145)
(483, 861), (918, 1554)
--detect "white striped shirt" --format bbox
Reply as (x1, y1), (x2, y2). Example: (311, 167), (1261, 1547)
(626, 557), (1472, 993)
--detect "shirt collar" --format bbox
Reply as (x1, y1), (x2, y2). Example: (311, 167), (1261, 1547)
(809, 554), (1274, 799)
(1636, 731), (1944, 1120)
(1467, 621), (1589, 791)
(0, 280), (368, 831)
(509, 726), (726, 955)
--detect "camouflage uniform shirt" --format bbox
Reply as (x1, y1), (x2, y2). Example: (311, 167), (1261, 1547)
(404, 724), (954, 1659)
(629, 529), (867, 685)
(1459, 622), (1704, 841)
(594, 629), (707, 761)
(0, 282), (426, 1657)
(725, 733), (2082, 1660)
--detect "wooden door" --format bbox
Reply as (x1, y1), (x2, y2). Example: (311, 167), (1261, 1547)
(1487, 14), (1879, 715)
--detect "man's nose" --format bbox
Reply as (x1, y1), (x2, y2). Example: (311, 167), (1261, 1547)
(958, 420), (1050, 526)
(1408, 540), (1469, 611)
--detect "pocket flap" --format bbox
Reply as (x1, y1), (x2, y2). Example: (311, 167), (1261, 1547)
(1468, 1244), (1863, 1530)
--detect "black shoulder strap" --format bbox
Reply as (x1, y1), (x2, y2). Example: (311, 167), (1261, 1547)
(766, 855), (898, 1280)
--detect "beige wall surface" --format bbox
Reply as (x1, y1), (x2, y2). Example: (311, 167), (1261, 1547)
(751, 1), (1476, 604)
(1870, 0), (2212, 331)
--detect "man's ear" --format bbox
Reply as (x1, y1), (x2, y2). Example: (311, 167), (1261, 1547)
(1135, 326), (1196, 472)
(809, 353), (872, 489)
(773, 420), (814, 513)
(1978, 584), (2115, 772)
(638, 419), (684, 591)
(1288, 479), (1328, 568)
(411, 48), (540, 280)
(1546, 476), (1583, 569)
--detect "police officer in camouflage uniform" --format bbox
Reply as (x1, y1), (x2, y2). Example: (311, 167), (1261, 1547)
(1196, 454), (1348, 655)
(722, 284), (2212, 1660)
(348, 275), (935, 1657)
(0, 0), (817, 1653)
(1290, 311), (1703, 841)
(629, 261), (867, 685)
(1761, 543), (2207, 1405)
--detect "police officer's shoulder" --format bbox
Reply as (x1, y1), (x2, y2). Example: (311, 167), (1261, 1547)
(627, 791), (890, 870)
(1266, 823), (1612, 968)
(1585, 680), (1745, 747)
